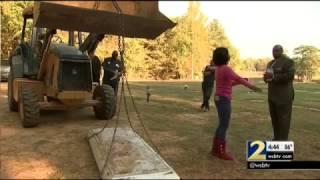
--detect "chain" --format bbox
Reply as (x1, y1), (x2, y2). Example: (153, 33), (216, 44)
(87, 85), (120, 140)
(122, 79), (135, 130)
(99, 77), (124, 177)
(124, 78), (165, 158)
(86, 78), (121, 140)
(112, 1), (125, 54)
(88, 2), (170, 177)
(88, 0), (124, 140)
(113, 0), (169, 166)
(94, 1), (127, 177)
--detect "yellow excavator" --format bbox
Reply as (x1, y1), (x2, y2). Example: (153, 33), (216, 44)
(8, 1), (176, 128)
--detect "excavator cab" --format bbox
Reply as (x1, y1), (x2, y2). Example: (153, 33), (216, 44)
(8, 1), (176, 128)
(10, 7), (40, 79)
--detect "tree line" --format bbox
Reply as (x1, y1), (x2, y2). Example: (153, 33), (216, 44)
(96, 2), (241, 80)
(1, 2), (320, 81)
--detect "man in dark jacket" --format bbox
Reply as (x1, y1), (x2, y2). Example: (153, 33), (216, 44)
(264, 45), (295, 140)
(102, 50), (124, 92)
(89, 51), (101, 84)
(201, 60), (215, 112)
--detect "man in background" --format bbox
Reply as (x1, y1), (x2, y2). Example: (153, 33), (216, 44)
(201, 59), (215, 112)
(102, 50), (124, 92)
(264, 45), (295, 140)
(89, 51), (101, 84)
(146, 85), (151, 103)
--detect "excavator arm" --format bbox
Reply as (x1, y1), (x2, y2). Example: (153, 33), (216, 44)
(79, 33), (105, 54)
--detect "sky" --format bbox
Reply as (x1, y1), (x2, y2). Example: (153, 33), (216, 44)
(159, 1), (320, 59)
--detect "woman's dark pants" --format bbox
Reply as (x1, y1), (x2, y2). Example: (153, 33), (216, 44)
(214, 96), (231, 140)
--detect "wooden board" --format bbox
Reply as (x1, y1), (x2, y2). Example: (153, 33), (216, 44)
(87, 128), (180, 179)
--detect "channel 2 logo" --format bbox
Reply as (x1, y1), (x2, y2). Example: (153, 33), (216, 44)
(247, 140), (267, 161)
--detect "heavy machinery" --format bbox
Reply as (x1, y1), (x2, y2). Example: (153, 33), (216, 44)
(8, 1), (176, 128)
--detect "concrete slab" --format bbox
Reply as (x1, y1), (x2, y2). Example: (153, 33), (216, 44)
(87, 128), (180, 179)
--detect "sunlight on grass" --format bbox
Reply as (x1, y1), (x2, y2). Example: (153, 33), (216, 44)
(122, 80), (320, 179)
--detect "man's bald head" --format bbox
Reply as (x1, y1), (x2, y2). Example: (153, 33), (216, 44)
(112, 50), (118, 59)
(272, 44), (284, 59)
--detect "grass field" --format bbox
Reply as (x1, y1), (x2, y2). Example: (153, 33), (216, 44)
(117, 79), (320, 179)
(0, 79), (319, 179)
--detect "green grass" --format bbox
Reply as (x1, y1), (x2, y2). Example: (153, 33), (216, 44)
(118, 79), (320, 179)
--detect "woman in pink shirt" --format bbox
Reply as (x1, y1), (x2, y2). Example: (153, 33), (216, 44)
(209, 47), (262, 160)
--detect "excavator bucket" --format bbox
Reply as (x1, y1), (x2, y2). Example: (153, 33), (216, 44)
(33, 1), (176, 39)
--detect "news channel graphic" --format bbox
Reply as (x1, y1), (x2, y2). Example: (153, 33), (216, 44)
(246, 140), (320, 170)
(247, 140), (294, 161)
